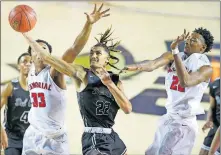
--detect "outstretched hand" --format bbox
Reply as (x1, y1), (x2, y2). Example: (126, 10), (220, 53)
(171, 29), (190, 50)
(85, 3), (110, 24)
(95, 67), (113, 86)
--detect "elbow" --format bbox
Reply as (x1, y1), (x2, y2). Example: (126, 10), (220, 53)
(122, 103), (132, 114)
(179, 76), (190, 87)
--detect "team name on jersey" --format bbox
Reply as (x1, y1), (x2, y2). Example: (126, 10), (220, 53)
(168, 65), (191, 73)
(92, 87), (114, 101)
(29, 82), (51, 91)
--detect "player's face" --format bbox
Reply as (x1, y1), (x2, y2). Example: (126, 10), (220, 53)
(90, 46), (109, 68)
(31, 42), (49, 67)
(18, 55), (32, 75)
(184, 32), (206, 55)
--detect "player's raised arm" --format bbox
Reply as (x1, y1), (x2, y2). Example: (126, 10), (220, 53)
(171, 29), (213, 87)
(22, 33), (86, 82)
(62, 3), (110, 63)
(121, 52), (173, 72)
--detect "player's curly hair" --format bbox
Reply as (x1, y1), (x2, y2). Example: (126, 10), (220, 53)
(193, 27), (214, 53)
(27, 39), (52, 56)
(93, 26), (121, 70)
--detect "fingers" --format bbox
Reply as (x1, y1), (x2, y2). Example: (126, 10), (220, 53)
(185, 32), (190, 39)
(22, 33), (35, 45)
(1, 141), (8, 149)
(98, 3), (104, 12)
(102, 14), (110, 18)
(183, 29), (190, 39)
(202, 125), (207, 132)
(92, 4), (97, 14)
(101, 8), (110, 14)
(84, 12), (89, 19)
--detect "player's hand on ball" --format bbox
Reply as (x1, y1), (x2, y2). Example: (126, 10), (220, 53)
(1, 129), (8, 150)
(171, 29), (190, 50)
(96, 67), (113, 86)
(202, 120), (213, 133)
(85, 3), (110, 24)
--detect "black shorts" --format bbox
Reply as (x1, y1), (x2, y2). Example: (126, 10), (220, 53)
(203, 125), (220, 153)
(4, 137), (23, 155)
(82, 130), (127, 155)
(4, 147), (22, 155)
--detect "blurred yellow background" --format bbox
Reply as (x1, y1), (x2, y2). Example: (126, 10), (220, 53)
(1, 1), (220, 154)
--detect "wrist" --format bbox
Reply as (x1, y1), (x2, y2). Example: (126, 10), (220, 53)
(86, 20), (93, 26)
(136, 64), (143, 71)
(105, 81), (115, 87)
(172, 47), (179, 55)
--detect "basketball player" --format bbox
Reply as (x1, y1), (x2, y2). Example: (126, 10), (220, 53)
(23, 26), (131, 155)
(209, 126), (220, 155)
(200, 78), (220, 155)
(21, 4), (111, 155)
(122, 27), (214, 154)
(1, 53), (31, 155)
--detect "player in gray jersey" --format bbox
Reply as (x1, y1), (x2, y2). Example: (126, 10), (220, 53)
(1, 53), (31, 155)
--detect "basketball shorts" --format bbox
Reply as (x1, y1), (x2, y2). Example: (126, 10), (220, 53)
(82, 127), (127, 155)
(202, 124), (220, 154)
(145, 113), (198, 155)
(22, 125), (69, 155)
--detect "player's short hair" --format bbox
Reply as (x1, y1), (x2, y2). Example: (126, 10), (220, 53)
(17, 52), (30, 64)
(193, 27), (214, 53)
(27, 39), (52, 55)
(93, 26), (121, 70)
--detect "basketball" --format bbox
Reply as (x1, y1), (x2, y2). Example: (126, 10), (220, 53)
(8, 5), (37, 33)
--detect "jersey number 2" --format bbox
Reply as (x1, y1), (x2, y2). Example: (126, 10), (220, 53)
(31, 93), (46, 107)
(170, 75), (185, 92)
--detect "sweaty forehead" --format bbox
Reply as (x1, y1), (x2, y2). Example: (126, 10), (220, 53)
(191, 32), (205, 42)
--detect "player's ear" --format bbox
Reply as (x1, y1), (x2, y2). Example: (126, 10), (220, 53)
(105, 56), (109, 64)
(201, 44), (207, 52)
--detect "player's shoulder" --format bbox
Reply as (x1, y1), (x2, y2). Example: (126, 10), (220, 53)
(2, 81), (13, 96)
(189, 53), (210, 63)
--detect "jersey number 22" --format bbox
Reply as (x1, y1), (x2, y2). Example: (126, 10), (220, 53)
(170, 75), (185, 92)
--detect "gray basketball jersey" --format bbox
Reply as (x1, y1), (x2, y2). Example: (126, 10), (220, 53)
(4, 78), (31, 140)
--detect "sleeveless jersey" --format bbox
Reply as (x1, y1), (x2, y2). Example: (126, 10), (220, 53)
(165, 52), (211, 117)
(27, 65), (66, 134)
(4, 78), (31, 140)
(77, 69), (120, 128)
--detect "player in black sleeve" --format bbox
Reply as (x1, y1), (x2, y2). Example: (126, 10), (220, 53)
(200, 78), (220, 155)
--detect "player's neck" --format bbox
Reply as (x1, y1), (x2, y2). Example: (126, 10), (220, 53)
(91, 67), (106, 76)
(19, 74), (28, 91)
(35, 65), (46, 75)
